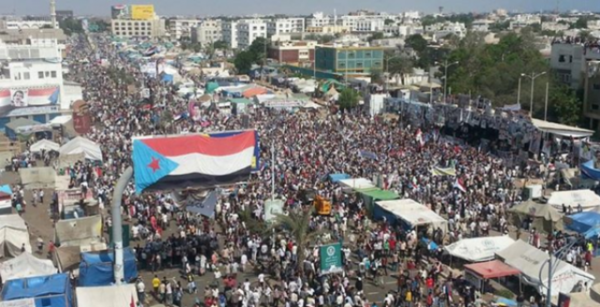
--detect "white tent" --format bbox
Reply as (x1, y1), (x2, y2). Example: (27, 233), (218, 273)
(76, 284), (138, 307)
(444, 236), (515, 262)
(59, 137), (103, 161)
(0, 214), (31, 258)
(30, 139), (60, 152)
(338, 178), (375, 191)
(49, 115), (72, 126)
(375, 199), (448, 232)
(547, 189), (600, 211)
(496, 240), (595, 297)
(0, 252), (57, 281)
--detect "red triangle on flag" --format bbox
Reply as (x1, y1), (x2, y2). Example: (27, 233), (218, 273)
(130, 294), (135, 307)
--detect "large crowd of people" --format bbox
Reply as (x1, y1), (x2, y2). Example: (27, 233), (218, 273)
(52, 33), (596, 307)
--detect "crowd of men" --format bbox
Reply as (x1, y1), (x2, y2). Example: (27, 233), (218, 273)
(54, 33), (594, 307)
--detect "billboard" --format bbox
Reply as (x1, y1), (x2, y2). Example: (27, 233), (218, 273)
(0, 88), (59, 108)
(131, 5), (154, 20)
(207, 130), (260, 171)
(111, 5), (130, 19)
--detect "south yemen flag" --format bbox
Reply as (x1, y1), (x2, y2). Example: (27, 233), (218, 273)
(133, 130), (257, 194)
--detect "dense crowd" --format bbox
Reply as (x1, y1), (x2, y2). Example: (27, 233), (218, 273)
(56, 34), (595, 307)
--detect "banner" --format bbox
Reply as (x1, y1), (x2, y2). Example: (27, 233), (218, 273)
(319, 242), (343, 275)
(0, 298), (35, 307)
(264, 199), (284, 222)
(131, 5), (154, 20)
(0, 88), (59, 108)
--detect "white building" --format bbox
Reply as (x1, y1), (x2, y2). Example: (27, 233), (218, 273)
(267, 18), (305, 36)
(472, 20), (492, 32)
(509, 14), (542, 30)
(237, 19), (267, 49)
(170, 19), (202, 40)
(431, 22), (467, 40)
(111, 19), (166, 38)
(306, 12), (334, 28)
(338, 15), (386, 32)
(222, 20), (240, 49)
(542, 22), (570, 32)
(191, 20), (223, 46)
(1, 20), (53, 30)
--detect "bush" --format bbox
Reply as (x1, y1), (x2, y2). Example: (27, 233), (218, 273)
(495, 288), (515, 299)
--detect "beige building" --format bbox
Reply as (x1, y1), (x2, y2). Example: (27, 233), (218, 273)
(111, 19), (166, 38)
(306, 25), (350, 35)
(191, 20), (223, 46)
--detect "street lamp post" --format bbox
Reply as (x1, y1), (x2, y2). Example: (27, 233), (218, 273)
(443, 60), (459, 103)
(517, 76), (522, 105)
(521, 72), (547, 116)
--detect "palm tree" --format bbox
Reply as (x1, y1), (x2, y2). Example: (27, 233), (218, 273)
(272, 207), (325, 276)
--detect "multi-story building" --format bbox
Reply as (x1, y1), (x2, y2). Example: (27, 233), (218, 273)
(110, 4), (165, 38)
(111, 19), (166, 38)
(472, 19), (492, 32)
(541, 22), (570, 33)
(191, 20), (223, 46)
(222, 20), (239, 49)
(431, 22), (468, 40)
(550, 41), (600, 129)
(267, 18), (305, 36)
(0, 40), (73, 130)
(0, 19), (53, 30)
(236, 19), (267, 49)
(509, 14), (542, 30)
(315, 45), (384, 76)
(267, 40), (316, 67)
(338, 15), (386, 32)
(306, 12), (334, 28)
(170, 19), (202, 40)
(0, 29), (67, 45)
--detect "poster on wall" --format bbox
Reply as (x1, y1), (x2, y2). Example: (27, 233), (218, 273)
(0, 88), (59, 109)
(72, 100), (92, 135)
(10, 89), (28, 107)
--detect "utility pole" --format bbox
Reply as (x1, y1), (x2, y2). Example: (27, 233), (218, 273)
(521, 72), (546, 116)
(443, 59), (459, 103)
(271, 142), (275, 201)
(517, 76), (522, 105)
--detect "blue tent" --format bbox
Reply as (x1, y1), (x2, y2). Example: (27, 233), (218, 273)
(0, 184), (12, 195)
(329, 173), (350, 183)
(79, 248), (138, 286)
(567, 212), (600, 237)
(2, 273), (73, 307)
(581, 160), (600, 180)
(162, 74), (174, 83)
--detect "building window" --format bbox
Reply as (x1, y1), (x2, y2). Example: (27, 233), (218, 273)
(558, 55), (566, 63)
(23, 72), (30, 80)
(38, 71), (44, 79)
(51, 71), (57, 78)
(594, 83), (600, 91)
(569, 55), (573, 63)
(45, 71), (50, 77)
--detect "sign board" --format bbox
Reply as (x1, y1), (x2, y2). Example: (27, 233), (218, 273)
(319, 242), (342, 274)
(131, 5), (154, 20)
(0, 298), (36, 307)
(264, 199), (284, 222)
(72, 100), (92, 135)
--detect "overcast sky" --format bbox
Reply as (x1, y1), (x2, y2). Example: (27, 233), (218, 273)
(4, 0), (599, 17)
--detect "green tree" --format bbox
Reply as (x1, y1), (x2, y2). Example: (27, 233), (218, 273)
(571, 17), (589, 29)
(386, 57), (413, 85)
(489, 21), (510, 32)
(234, 50), (255, 74)
(272, 208), (326, 275)
(370, 68), (384, 84)
(59, 17), (83, 35)
(213, 40), (229, 50)
(338, 88), (360, 110)
(549, 84), (582, 126)
(405, 34), (428, 54)
(368, 32), (385, 43)
(384, 18), (395, 26)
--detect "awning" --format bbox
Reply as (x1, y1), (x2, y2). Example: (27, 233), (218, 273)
(329, 173), (350, 183)
(464, 260), (520, 279)
(50, 115), (72, 126)
(531, 118), (593, 138)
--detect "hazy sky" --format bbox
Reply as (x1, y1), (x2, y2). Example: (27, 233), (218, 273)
(5, 0), (599, 17)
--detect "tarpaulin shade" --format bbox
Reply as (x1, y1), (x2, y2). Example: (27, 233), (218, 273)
(444, 236), (515, 262)
(329, 173), (350, 183)
(0, 252), (57, 281)
(1, 273), (73, 307)
(357, 188), (399, 200)
(79, 248), (138, 286)
(547, 189), (600, 211)
(464, 260), (520, 279)
(76, 284), (138, 307)
(0, 214), (32, 258)
(242, 87), (268, 98)
(565, 211), (600, 234)
(374, 199), (447, 232)
(338, 178), (375, 190)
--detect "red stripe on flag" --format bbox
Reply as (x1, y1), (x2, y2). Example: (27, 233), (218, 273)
(142, 131), (255, 157)
(27, 88), (58, 96)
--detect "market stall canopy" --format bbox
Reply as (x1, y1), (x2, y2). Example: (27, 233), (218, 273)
(49, 115), (72, 126)
(76, 284), (138, 307)
(59, 137), (103, 161)
(1, 273), (72, 307)
(496, 240), (595, 297)
(54, 215), (103, 247)
(5, 118), (40, 131)
(242, 86), (268, 98)
(464, 260), (520, 279)
(444, 236), (515, 262)
(374, 199), (447, 232)
(580, 160), (600, 181)
(509, 199), (564, 232)
(0, 214), (31, 258)
(54, 246), (81, 272)
(338, 178), (375, 191)
(19, 167), (56, 189)
(30, 139), (60, 153)
(0, 252), (57, 281)
(329, 173), (350, 183)
(547, 189), (600, 211)
(531, 118), (593, 138)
